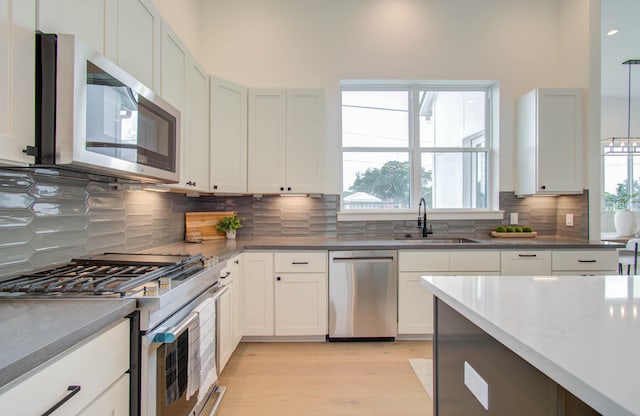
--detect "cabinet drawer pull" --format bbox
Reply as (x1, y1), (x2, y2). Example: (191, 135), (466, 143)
(291, 261), (309, 265)
(42, 385), (81, 416)
(518, 254), (537, 257)
(221, 271), (231, 279)
(578, 259), (597, 263)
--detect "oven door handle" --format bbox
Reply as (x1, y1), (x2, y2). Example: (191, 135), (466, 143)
(151, 285), (229, 344)
(152, 312), (198, 344)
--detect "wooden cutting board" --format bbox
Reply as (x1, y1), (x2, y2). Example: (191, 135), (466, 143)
(185, 211), (235, 242)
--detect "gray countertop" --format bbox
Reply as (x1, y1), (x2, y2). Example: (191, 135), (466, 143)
(150, 236), (622, 263)
(0, 299), (135, 390)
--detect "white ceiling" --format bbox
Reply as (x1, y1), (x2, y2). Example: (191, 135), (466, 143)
(601, 0), (640, 98)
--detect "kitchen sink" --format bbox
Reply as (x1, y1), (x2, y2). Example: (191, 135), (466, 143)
(394, 237), (482, 244)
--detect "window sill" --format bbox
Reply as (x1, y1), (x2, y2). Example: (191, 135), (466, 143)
(337, 209), (505, 222)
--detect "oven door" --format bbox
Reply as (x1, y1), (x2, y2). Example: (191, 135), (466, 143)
(142, 285), (228, 416)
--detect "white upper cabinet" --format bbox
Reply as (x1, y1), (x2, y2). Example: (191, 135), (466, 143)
(38, 0), (161, 92)
(159, 20), (208, 192)
(285, 90), (325, 193)
(182, 55), (210, 192)
(0, 0), (35, 166)
(210, 77), (248, 193)
(111, 0), (161, 92)
(516, 88), (583, 196)
(37, 0), (116, 55)
(160, 20), (186, 112)
(248, 89), (287, 193)
(248, 89), (325, 194)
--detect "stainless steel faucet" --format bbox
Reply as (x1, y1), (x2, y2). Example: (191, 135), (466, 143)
(417, 197), (433, 238)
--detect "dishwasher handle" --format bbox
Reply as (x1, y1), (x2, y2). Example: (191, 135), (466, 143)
(332, 256), (395, 263)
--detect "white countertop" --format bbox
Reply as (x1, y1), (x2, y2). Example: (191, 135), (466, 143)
(420, 274), (640, 416)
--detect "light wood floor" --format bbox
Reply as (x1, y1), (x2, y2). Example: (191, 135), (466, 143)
(217, 340), (433, 416)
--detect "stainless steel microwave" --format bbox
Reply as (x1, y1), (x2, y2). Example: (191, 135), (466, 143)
(35, 33), (181, 183)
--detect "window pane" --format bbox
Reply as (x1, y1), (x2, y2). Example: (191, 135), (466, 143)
(342, 91), (409, 147)
(421, 152), (487, 208)
(343, 152), (410, 209)
(603, 153), (630, 211)
(419, 91), (486, 148)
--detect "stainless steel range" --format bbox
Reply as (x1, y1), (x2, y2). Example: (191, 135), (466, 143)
(0, 252), (227, 416)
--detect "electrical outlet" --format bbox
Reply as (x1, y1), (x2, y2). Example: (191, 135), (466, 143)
(510, 213), (518, 225)
(566, 213), (574, 226)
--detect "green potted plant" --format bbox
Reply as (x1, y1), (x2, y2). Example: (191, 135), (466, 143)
(215, 213), (243, 240)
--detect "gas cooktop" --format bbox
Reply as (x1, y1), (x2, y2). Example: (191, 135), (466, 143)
(0, 253), (205, 298)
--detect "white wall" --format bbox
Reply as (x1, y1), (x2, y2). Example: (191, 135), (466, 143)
(196, 0), (594, 195)
(602, 97), (640, 138)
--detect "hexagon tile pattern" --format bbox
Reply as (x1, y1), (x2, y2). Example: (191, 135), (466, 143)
(0, 171), (187, 277)
(0, 170), (589, 278)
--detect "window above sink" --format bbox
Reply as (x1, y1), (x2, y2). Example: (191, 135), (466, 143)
(339, 81), (500, 222)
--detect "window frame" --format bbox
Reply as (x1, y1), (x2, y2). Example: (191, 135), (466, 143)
(601, 138), (639, 212)
(339, 82), (501, 221)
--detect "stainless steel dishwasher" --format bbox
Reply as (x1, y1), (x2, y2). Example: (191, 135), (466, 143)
(328, 250), (398, 341)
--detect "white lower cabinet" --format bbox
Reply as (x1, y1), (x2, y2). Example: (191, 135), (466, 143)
(274, 251), (327, 336)
(241, 251), (328, 338)
(241, 252), (275, 336)
(501, 250), (552, 276)
(218, 255), (242, 373)
(0, 319), (130, 416)
(218, 278), (233, 371)
(398, 250), (500, 336)
(552, 250), (618, 275)
(399, 272), (434, 334)
(275, 272), (327, 336)
(77, 373), (129, 416)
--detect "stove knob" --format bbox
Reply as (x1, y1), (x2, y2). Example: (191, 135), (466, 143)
(144, 282), (159, 296)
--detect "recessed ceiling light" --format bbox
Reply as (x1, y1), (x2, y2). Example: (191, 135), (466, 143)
(607, 29), (619, 36)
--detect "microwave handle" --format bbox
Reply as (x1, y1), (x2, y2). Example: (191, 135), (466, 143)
(151, 285), (229, 344)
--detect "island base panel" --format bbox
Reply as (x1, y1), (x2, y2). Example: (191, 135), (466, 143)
(433, 297), (600, 416)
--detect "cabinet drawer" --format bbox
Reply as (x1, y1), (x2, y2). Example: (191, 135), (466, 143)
(0, 320), (130, 416)
(399, 250), (450, 272)
(450, 250), (500, 272)
(552, 250), (618, 272)
(274, 251), (327, 273)
(501, 250), (552, 276)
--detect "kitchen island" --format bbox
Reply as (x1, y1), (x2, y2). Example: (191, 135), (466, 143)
(421, 274), (640, 415)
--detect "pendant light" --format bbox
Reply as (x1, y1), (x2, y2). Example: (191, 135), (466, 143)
(608, 60), (640, 152)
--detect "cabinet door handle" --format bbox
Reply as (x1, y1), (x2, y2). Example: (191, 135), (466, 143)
(234, 259), (239, 264)
(276, 276), (281, 281)
(291, 261), (309, 265)
(42, 385), (81, 416)
(518, 254), (537, 257)
(578, 259), (597, 263)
